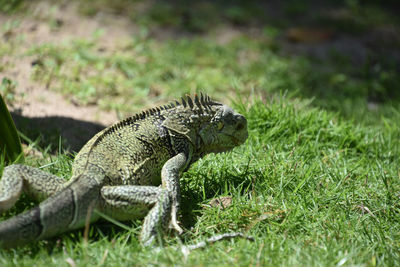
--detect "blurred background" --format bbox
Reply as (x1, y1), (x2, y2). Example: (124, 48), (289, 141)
(0, 0), (399, 150)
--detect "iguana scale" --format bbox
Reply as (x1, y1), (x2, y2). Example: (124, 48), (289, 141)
(0, 93), (248, 248)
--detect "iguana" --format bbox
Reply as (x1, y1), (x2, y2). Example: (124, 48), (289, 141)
(0, 93), (248, 248)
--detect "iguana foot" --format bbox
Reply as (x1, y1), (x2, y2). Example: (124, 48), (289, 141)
(169, 220), (183, 234)
(169, 202), (183, 234)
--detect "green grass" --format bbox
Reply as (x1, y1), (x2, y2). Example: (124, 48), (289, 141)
(26, 34), (400, 123)
(1, 0), (400, 266)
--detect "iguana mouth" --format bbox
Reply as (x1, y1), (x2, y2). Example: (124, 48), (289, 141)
(227, 134), (247, 146)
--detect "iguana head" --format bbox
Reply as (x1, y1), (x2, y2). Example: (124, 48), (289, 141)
(198, 103), (248, 154)
(162, 93), (248, 154)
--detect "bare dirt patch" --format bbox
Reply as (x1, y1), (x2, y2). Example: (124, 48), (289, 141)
(1, 1), (138, 126)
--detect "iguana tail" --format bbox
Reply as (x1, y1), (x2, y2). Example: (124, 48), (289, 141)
(0, 176), (102, 248)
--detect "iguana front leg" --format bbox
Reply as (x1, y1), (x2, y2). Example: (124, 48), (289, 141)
(142, 152), (187, 245)
(100, 152), (188, 245)
(0, 164), (66, 212)
(161, 152), (187, 234)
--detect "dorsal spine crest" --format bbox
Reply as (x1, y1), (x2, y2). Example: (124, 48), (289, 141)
(90, 93), (219, 149)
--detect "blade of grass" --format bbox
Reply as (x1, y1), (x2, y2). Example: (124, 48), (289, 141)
(0, 90), (24, 163)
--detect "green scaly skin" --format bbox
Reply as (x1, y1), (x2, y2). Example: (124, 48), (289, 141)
(0, 93), (248, 248)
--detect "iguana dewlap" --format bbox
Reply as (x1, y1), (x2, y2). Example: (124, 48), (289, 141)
(0, 93), (248, 248)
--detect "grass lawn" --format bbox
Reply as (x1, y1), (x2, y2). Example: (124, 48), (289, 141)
(0, 0), (399, 266)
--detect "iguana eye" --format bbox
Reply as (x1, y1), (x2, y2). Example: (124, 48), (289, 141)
(217, 122), (224, 130)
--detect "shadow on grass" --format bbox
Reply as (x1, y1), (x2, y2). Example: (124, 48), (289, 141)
(11, 112), (106, 153)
